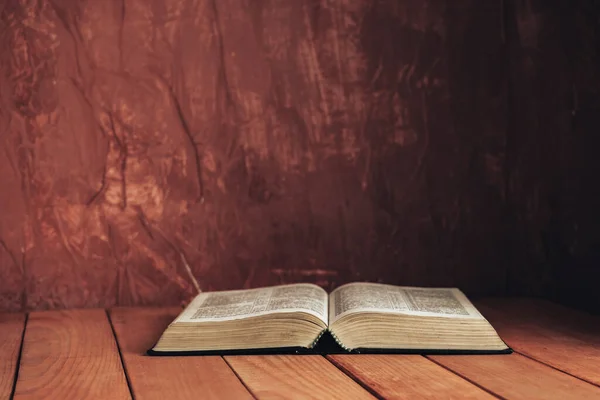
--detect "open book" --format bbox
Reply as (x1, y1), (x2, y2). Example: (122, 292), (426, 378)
(149, 282), (511, 355)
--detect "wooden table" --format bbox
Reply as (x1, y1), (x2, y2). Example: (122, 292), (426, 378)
(2, 298), (599, 399)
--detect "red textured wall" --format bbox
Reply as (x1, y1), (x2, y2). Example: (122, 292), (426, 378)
(1, 0), (598, 313)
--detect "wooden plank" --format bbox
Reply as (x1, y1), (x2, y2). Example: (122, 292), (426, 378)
(0, 313), (25, 398)
(109, 307), (253, 400)
(430, 353), (600, 400)
(329, 355), (494, 399)
(13, 309), (131, 399)
(477, 298), (600, 386)
(225, 355), (375, 400)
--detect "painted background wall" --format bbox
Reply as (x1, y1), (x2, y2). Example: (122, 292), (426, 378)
(1, 0), (598, 313)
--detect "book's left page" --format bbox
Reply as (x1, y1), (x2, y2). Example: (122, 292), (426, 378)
(175, 283), (329, 326)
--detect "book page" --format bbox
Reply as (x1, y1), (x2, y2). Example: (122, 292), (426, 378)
(329, 282), (484, 324)
(175, 283), (329, 325)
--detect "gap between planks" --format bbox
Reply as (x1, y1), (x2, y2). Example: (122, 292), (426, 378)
(106, 310), (136, 399)
(221, 357), (258, 400)
(223, 354), (376, 399)
(428, 353), (600, 400)
(109, 307), (254, 400)
(320, 355), (386, 399)
(10, 314), (27, 399)
(1, 313), (27, 400)
(328, 354), (498, 399)
(11, 309), (131, 399)
(508, 350), (600, 388)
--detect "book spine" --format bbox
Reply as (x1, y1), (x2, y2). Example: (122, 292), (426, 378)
(327, 328), (350, 351)
(309, 329), (327, 348)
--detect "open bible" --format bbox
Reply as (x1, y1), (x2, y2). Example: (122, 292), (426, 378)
(148, 283), (511, 355)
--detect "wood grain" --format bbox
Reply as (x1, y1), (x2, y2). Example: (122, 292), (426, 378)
(0, 313), (25, 398)
(225, 355), (375, 400)
(477, 298), (600, 386)
(109, 307), (253, 400)
(430, 353), (600, 399)
(13, 309), (131, 400)
(329, 355), (493, 399)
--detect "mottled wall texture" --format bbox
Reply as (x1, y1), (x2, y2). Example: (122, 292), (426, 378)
(0, 0), (598, 313)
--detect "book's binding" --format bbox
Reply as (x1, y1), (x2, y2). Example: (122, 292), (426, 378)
(308, 328), (327, 348)
(327, 328), (350, 351)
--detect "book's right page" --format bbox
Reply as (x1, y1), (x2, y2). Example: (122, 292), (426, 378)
(329, 282), (484, 324)
(327, 282), (511, 354)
